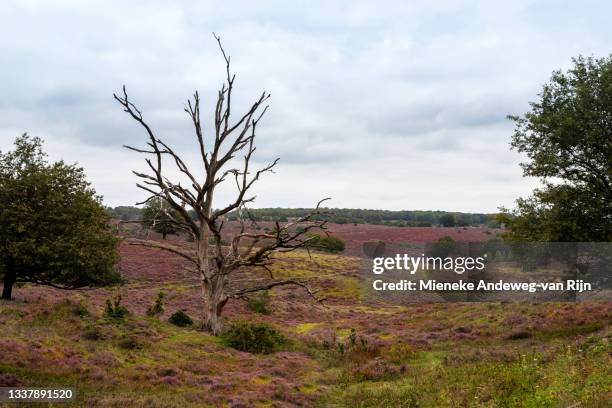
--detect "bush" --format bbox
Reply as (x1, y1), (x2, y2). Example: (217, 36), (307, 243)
(71, 303), (90, 318)
(117, 335), (145, 350)
(349, 357), (401, 381)
(83, 326), (104, 341)
(306, 234), (346, 253)
(146, 291), (165, 317)
(426, 236), (456, 258)
(505, 329), (533, 340)
(221, 321), (286, 354)
(168, 310), (193, 327)
(246, 291), (272, 315)
(103, 295), (129, 321)
(56, 299), (89, 317)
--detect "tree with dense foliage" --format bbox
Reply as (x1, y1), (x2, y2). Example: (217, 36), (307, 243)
(141, 197), (180, 239)
(503, 56), (612, 242)
(115, 35), (327, 334)
(439, 213), (456, 227)
(0, 134), (121, 300)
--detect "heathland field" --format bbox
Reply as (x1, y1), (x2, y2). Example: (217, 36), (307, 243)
(0, 226), (610, 407)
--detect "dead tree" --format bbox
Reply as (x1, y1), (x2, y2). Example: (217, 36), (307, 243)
(114, 34), (328, 334)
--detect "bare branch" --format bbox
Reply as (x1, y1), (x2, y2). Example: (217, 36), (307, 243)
(127, 238), (198, 266)
(229, 278), (325, 303)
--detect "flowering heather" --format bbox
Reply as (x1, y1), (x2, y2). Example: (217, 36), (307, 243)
(0, 241), (609, 407)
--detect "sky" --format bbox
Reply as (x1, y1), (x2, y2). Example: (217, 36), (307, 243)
(0, 0), (610, 213)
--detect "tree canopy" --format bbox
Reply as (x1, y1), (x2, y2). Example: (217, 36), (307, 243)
(503, 56), (612, 242)
(0, 134), (121, 299)
(141, 197), (180, 239)
(439, 213), (456, 227)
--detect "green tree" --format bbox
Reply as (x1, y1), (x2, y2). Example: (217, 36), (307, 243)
(0, 134), (121, 300)
(505, 56), (612, 242)
(439, 213), (456, 227)
(141, 197), (180, 239)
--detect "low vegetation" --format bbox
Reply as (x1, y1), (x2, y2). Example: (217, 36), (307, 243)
(103, 294), (130, 321)
(146, 291), (165, 317)
(306, 234), (346, 253)
(0, 246), (609, 407)
(168, 310), (193, 327)
(246, 291), (272, 315)
(221, 320), (287, 354)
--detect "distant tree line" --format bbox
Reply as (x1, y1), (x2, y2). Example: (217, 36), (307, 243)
(226, 208), (499, 228)
(106, 206), (499, 228)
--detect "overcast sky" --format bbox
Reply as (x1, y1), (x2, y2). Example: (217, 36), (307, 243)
(1, 1), (610, 212)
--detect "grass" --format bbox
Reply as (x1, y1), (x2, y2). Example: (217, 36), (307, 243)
(293, 322), (323, 333)
(2, 302), (609, 407)
(334, 335), (611, 407)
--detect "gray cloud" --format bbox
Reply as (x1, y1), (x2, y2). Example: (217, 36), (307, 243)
(1, 0), (610, 211)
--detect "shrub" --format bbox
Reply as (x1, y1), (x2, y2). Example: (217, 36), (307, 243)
(56, 299), (89, 317)
(83, 326), (103, 341)
(146, 291), (165, 317)
(117, 335), (144, 350)
(505, 329), (533, 340)
(343, 329), (379, 364)
(168, 310), (193, 327)
(103, 294), (129, 321)
(71, 303), (90, 318)
(0, 373), (23, 387)
(88, 351), (119, 367)
(246, 291), (272, 315)
(321, 328), (380, 366)
(306, 234), (346, 253)
(221, 321), (286, 354)
(426, 236), (456, 258)
(350, 357), (401, 381)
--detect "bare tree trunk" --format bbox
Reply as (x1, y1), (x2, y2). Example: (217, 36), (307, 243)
(202, 275), (228, 335)
(197, 205), (229, 334)
(2, 269), (15, 300)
